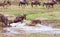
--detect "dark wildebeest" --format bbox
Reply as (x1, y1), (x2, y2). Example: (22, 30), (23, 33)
(56, 0), (60, 4)
(43, 0), (57, 8)
(14, 14), (26, 23)
(0, 0), (11, 8)
(0, 14), (11, 27)
(9, 14), (26, 24)
(19, 0), (28, 7)
(31, 0), (41, 7)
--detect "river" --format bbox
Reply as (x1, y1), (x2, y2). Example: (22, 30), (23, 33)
(1, 21), (60, 37)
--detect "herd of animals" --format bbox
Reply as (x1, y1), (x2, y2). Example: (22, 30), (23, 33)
(0, 14), (26, 27)
(0, 14), (41, 27)
(0, 0), (60, 8)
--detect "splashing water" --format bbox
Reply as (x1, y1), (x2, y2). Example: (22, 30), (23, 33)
(2, 21), (60, 35)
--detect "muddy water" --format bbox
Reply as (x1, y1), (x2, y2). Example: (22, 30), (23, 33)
(1, 21), (60, 37)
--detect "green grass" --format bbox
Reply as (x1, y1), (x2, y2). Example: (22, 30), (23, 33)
(0, 4), (60, 20)
(26, 33), (58, 37)
(1, 33), (60, 37)
(0, 4), (60, 37)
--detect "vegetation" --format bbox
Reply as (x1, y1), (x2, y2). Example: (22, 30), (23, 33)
(0, 4), (60, 20)
(0, 0), (60, 37)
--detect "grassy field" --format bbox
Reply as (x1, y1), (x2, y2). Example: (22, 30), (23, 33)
(0, 4), (60, 20)
(26, 33), (60, 37)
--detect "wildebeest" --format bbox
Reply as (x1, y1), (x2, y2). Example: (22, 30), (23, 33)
(56, 0), (60, 4)
(0, 14), (26, 27)
(14, 14), (26, 23)
(43, 0), (57, 8)
(31, 0), (41, 7)
(0, 0), (11, 8)
(19, 0), (28, 7)
(0, 14), (10, 27)
(9, 14), (26, 24)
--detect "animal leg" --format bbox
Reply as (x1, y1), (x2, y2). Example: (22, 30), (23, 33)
(43, 4), (44, 7)
(24, 4), (26, 8)
(3, 5), (5, 8)
(25, 2), (28, 6)
(51, 5), (54, 8)
(19, 3), (21, 8)
(46, 5), (47, 8)
(31, 4), (33, 7)
(39, 4), (40, 6)
(35, 4), (37, 7)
